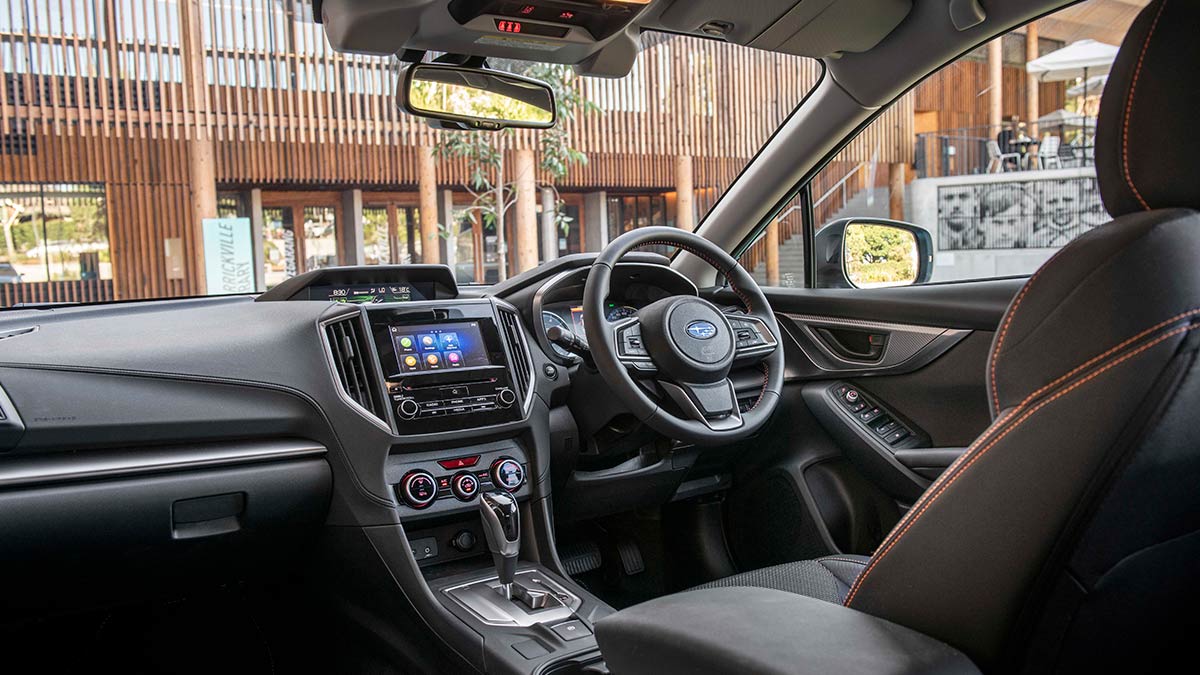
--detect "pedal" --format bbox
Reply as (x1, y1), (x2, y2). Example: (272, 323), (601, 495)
(558, 540), (602, 576)
(615, 537), (644, 576)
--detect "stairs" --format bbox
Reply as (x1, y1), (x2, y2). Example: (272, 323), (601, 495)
(750, 186), (901, 285)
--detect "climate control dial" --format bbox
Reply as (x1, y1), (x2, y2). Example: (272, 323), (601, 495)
(451, 472), (480, 501)
(490, 458), (525, 492)
(399, 470), (438, 509)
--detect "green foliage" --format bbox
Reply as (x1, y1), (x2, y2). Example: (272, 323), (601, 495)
(431, 61), (598, 239)
(844, 223), (917, 287)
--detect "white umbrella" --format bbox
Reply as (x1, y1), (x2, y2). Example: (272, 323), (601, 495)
(1066, 74), (1108, 98)
(1037, 109), (1096, 128)
(1026, 39), (1119, 82)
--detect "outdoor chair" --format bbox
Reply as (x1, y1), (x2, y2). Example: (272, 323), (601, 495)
(1038, 135), (1063, 169)
(986, 140), (1021, 173)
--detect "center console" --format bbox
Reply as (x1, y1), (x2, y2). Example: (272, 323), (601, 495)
(269, 264), (611, 673)
(363, 299), (610, 673)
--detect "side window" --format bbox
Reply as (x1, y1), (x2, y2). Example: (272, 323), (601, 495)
(747, 0), (1141, 289)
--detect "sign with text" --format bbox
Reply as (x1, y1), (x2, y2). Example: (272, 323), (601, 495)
(202, 217), (255, 295)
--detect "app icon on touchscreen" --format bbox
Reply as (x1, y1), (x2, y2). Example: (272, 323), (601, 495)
(397, 335), (416, 352)
(439, 332), (460, 350)
(445, 351), (463, 367)
(401, 354), (421, 372)
(425, 353), (442, 368)
(419, 335), (438, 351)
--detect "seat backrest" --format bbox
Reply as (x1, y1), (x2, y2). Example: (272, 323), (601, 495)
(1039, 135), (1060, 156)
(841, 1), (1200, 671)
(986, 139), (1001, 158)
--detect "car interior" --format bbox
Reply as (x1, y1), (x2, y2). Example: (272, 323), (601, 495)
(0, 0), (1196, 673)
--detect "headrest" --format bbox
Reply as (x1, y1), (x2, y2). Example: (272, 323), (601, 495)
(1096, 0), (1200, 216)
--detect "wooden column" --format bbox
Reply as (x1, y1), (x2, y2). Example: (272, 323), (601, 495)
(676, 155), (695, 230)
(514, 149), (538, 274)
(765, 220), (780, 287)
(418, 145), (440, 264)
(440, 189), (457, 273)
(888, 163), (906, 221)
(988, 38), (1004, 140)
(249, 189), (266, 292)
(1026, 22), (1040, 139)
(541, 187), (558, 263)
(386, 203), (400, 264)
(180, 0), (216, 294)
(339, 189), (364, 266)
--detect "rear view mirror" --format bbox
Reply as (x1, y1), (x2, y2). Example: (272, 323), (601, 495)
(401, 64), (556, 131)
(813, 218), (934, 289)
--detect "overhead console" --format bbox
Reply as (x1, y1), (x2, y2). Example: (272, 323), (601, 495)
(317, 0), (652, 77)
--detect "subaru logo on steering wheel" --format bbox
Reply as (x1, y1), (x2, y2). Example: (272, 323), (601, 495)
(686, 320), (718, 340)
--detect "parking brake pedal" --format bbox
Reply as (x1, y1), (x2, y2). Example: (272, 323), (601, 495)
(616, 538), (645, 576)
(558, 540), (602, 576)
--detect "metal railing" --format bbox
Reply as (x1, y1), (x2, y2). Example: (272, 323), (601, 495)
(915, 124), (1096, 179)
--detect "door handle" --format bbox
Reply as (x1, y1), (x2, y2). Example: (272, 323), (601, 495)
(815, 327), (887, 362)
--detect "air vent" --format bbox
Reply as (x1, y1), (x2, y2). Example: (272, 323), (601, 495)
(325, 315), (387, 421)
(497, 306), (533, 407)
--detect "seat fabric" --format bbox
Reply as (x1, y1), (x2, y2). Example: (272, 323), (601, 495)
(690, 556), (868, 604)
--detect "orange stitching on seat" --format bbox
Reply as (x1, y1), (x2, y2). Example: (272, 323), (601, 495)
(1121, 0), (1168, 212)
(860, 310), (1199, 605)
(990, 264), (1050, 415)
(1017, 307), (1200, 409)
(844, 321), (1197, 607)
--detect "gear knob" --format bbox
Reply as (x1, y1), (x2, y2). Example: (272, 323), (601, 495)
(479, 491), (520, 590)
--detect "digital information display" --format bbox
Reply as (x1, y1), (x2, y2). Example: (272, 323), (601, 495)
(323, 284), (431, 304)
(391, 322), (492, 373)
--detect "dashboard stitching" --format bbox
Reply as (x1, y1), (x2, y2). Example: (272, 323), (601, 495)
(0, 361), (396, 509)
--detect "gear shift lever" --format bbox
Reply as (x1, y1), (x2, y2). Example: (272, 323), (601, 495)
(479, 491), (520, 599)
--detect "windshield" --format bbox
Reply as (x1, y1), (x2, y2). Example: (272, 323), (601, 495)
(0, 2), (819, 307)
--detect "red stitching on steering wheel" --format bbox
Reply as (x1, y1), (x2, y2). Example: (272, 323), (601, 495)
(632, 240), (755, 313)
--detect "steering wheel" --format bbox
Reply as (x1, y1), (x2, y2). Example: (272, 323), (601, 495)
(583, 227), (784, 445)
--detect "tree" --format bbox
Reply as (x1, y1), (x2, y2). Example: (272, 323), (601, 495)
(843, 223), (918, 287)
(433, 61), (598, 280)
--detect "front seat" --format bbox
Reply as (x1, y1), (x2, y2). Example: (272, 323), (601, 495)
(598, 0), (1200, 671)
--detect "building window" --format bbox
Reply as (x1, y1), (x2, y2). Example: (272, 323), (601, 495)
(0, 183), (110, 283)
(607, 193), (674, 256)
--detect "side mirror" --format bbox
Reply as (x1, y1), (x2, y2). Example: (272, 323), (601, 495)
(400, 63), (556, 131)
(813, 218), (934, 289)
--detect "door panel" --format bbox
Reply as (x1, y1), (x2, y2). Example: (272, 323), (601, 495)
(710, 277), (1019, 557)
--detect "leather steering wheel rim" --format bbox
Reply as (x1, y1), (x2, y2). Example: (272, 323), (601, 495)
(583, 227), (784, 445)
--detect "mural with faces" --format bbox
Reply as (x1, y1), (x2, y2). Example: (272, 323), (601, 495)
(937, 177), (1108, 251)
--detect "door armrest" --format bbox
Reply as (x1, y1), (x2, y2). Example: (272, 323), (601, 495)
(594, 587), (980, 675)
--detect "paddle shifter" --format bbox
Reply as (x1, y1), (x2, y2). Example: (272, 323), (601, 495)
(478, 491), (553, 609)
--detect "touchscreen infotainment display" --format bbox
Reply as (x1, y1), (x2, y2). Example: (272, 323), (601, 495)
(389, 322), (491, 373)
